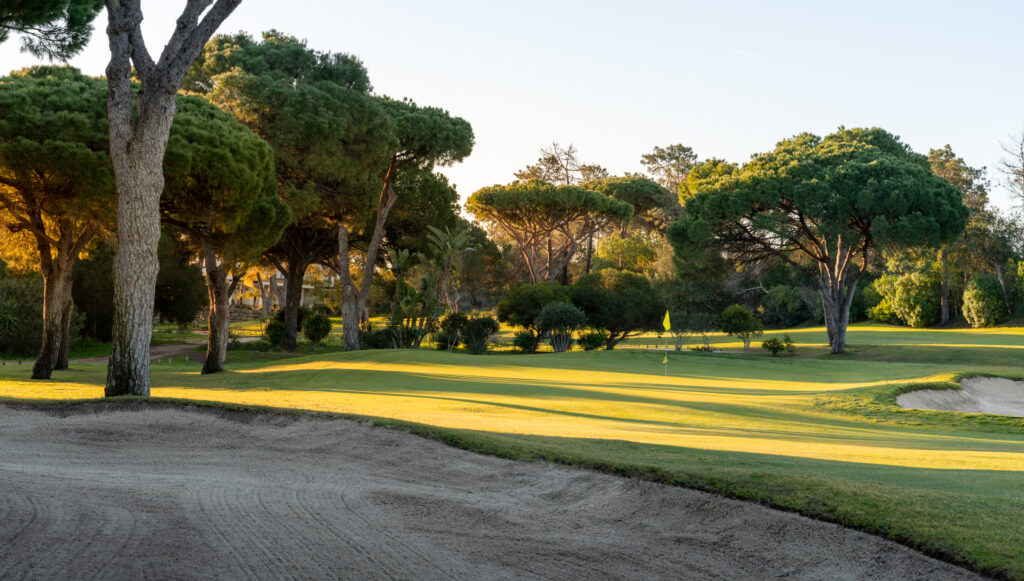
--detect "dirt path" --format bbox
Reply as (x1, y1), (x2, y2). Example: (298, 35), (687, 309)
(73, 341), (205, 365)
(3, 336), (261, 366)
(0, 405), (982, 580)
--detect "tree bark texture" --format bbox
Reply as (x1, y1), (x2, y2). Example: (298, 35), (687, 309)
(55, 294), (73, 370)
(200, 241), (237, 375)
(281, 262), (306, 350)
(31, 266), (74, 379)
(940, 248), (949, 325)
(255, 271), (271, 319)
(341, 279), (360, 351)
(104, 0), (243, 397)
(819, 277), (858, 354)
(31, 220), (92, 379)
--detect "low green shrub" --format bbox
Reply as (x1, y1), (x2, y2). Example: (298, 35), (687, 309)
(762, 337), (785, 356)
(536, 301), (587, 353)
(463, 315), (499, 354)
(783, 333), (796, 354)
(513, 330), (537, 353)
(433, 329), (460, 351)
(264, 318), (284, 345)
(302, 313), (332, 352)
(434, 312), (468, 350)
(359, 323), (394, 349)
(577, 330), (607, 351)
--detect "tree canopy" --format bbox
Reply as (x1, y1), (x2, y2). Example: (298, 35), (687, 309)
(467, 180), (632, 283)
(162, 93), (288, 264)
(669, 127), (968, 353)
(0, 0), (102, 61)
(585, 176), (671, 234)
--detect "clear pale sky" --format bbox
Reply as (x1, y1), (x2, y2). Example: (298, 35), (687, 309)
(3, 0), (1022, 209)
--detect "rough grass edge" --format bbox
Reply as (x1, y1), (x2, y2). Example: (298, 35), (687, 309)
(0, 395), (1013, 580)
(815, 371), (1024, 434)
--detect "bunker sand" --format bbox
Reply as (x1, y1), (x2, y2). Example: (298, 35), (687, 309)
(898, 377), (1024, 417)
(0, 405), (981, 580)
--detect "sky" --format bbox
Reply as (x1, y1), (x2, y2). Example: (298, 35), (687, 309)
(3, 0), (1024, 210)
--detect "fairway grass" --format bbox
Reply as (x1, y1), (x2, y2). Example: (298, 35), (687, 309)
(2, 325), (1023, 578)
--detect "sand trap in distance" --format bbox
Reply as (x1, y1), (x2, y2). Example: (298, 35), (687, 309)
(897, 377), (1024, 417)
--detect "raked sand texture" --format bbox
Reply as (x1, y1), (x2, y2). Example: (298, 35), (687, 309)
(898, 377), (1024, 417)
(0, 405), (981, 580)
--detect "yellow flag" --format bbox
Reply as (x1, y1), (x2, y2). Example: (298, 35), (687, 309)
(663, 310), (671, 331)
(662, 354), (668, 364)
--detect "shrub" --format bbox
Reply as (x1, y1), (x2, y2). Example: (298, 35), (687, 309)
(434, 312), (469, 350)
(439, 311), (469, 333)
(433, 329), (459, 351)
(536, 301), (587, 353)
(962, 274), (1008, 328)
(762, 337), (785, 356)
(577, 330), (607, 351)
(513, 330), (537, 353)
(783, 333), (797, 354)
(302, 313), (332, 352)
(264, 318), (284, 345)
(867, 297), (900, 325)
(463, 315), (499, 354)
(870, 272), (940, 328)
(359, 322), (394, 349)
(720, 304), (763, 355)
(496, 282), (570, 351)
(0, 271), (43, 358)
(570, 269), (665, 350)
(275, 305), (313, 330)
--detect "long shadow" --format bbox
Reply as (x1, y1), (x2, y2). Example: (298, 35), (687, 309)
(150, 369), (1024, 453)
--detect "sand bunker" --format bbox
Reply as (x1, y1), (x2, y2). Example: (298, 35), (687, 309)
(897, 377), (1024, 417)
(0, 405), (981, 580)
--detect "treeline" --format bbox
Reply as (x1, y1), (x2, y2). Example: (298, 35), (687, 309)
(2, 32), (1020, 372)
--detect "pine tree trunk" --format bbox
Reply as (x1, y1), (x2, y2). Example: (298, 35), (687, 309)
(341, 282), (360, 350)
(201, 246), (231, 375)
(281, 262), (306, 350)
(31, 265), (74, 379)
(584, 232), (594, 275)
(819, 277), (858, 354)
(55, 278), (74, 370)
(103, 0), (244, 396)
(940, 248), (950, 325)
(104, 142), (165, 396)
(277, 269), (287, 312)
(256, 271), (271, 319)
(267, 272), (277, 315)
(104, 85), (177, 396)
